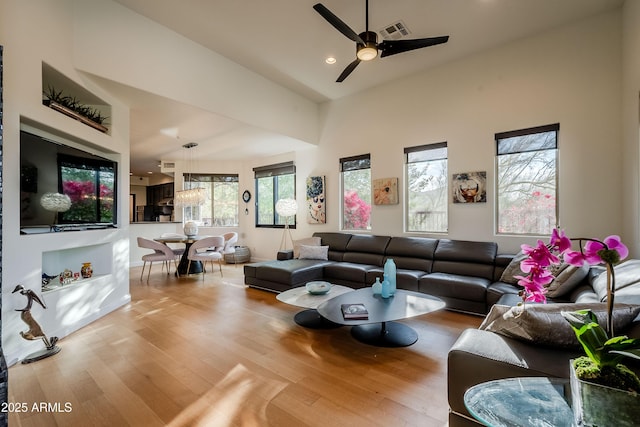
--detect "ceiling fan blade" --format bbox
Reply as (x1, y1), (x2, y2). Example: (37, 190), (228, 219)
(379, 36), (449, 58)
(336, 58), (361, 82)
(313, 3), (365, 45)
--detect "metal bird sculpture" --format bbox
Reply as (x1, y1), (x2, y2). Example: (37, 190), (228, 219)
(13, 285), (60, 363)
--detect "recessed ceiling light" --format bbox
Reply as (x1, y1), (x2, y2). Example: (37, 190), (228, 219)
(325, 57), (336, 64)
(147, 171), (153, 174)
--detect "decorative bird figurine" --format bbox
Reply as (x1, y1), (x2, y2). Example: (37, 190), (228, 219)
(12, 285), (60, 362)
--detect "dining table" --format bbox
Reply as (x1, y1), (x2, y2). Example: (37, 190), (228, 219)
(154, 235), (203, 276)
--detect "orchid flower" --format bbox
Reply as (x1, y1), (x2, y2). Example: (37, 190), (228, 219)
(516, 229), (628, 334)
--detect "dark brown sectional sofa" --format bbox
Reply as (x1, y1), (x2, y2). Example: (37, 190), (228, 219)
(244, 231), (518, 315)
(244, 231), (640, 426)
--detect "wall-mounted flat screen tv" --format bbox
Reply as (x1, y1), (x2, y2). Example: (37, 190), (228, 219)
(20, 129), (118, 233)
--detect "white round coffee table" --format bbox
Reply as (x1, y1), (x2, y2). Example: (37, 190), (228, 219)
(276, 284), (353, 329)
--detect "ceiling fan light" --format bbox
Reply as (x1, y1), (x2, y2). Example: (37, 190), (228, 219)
(357, 44), (378, 61)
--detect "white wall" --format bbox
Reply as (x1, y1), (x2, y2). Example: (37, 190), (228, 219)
(244, 9), (625, 259)
(0, 0), (131, 365)
(72, 0), (319, 146)
(622, 0), (640, 258)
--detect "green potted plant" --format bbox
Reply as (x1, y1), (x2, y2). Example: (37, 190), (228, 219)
(43, 85), (109, 132)
(563, 309), (640, 426)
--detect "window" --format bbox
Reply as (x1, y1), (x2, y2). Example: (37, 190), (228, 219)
(405, 143), (448, 232)
(496, 123), (559, 235)
(253, 162), (296, 227)
(183, 174), (239, 226)
(58, 154), (116, 224)
(340, 154), (371, 230)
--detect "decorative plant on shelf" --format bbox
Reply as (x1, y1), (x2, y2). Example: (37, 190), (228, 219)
(515, 228), (640, 394)
(43, 85), (109, 129)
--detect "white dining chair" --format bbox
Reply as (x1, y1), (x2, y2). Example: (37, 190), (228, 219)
(186, 235), (225, 278)
(159, 232), (187, 258)
(137, 237), (179, 282)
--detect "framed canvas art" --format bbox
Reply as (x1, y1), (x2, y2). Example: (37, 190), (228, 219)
(373, 177), (399, 205)
(306, 176), (326, 224)
(453, 171), (486, 203)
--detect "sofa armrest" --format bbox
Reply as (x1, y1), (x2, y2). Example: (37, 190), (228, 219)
(277, 250), (294, 260)
(448, 328), (582, 420)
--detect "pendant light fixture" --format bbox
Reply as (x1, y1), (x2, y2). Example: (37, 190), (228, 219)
(174, 142), (206, 207)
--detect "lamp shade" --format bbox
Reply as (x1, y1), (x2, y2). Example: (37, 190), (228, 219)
(275, 198), (298, 217)
(40, 192), (71, 212)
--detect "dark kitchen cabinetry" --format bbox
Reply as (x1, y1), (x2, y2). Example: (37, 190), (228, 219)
(146, 183), (174, 207)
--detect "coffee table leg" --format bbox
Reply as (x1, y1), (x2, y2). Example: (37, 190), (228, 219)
(294, 309), (343, 329)
(350, 321), (418, 347)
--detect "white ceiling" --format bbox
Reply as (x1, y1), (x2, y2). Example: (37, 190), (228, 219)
(102, 0), (623, 176)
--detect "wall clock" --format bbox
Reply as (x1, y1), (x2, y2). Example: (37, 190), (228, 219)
(242, 190), (251, 215)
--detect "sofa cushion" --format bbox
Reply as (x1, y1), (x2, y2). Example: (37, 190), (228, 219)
(298, 245), (328, 260)
(293, 237), (321, 258)
(341, 235), (390, 266)
(546, 263), (590, 298)
(432, 239), (497, 280)
(312, 232), (353, 261)
(365, 268), (424, 291)
(323, 262), (378, 284)
(254, 259), (331, 285)
(479, 303), (640, 348)
(499, 250), (528, 284)
(384, 237), (437, 272)
(499, 251), (589, 298)
(592, 259), (640, 301)
(419, 272), (490, 302)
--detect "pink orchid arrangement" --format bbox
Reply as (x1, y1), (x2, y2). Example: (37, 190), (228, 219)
(515, 229), (628, 334)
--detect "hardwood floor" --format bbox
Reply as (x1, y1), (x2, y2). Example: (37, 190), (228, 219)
(8, 264), (482, 426)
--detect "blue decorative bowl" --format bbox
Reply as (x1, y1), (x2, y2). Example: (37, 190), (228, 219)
(306, 281), (332, 295)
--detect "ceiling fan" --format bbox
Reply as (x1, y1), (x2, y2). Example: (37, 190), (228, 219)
(313, 1), (449, 82)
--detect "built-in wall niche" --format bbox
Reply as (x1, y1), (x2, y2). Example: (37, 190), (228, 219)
(41, 243), (113, 293)
(19, 125), (119, 233)
(41, 62), (111, 133)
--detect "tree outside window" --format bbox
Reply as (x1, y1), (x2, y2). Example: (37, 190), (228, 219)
(59, 155), (116, 224)
(183, 174), (238, 226)
(340, 154), (371, 230)
(254, 162), (296, 227)
(405, 143), (448, 233)
(496, 124), (558, 235)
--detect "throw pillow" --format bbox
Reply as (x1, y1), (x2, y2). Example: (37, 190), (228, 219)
(499, 251), (528, 284)
(298, 245), (329, 260)
(479, 303), (640, 348)
(546, 263), (590, 298)
(592, 259), (640, 300)
(499, 251), (589, 298)
(293, 237), (321, 259)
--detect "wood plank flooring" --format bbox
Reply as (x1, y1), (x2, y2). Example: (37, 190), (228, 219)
(8, 264), (482, 427)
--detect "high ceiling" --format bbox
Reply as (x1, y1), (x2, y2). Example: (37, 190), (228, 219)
(105, 0), (623, 176)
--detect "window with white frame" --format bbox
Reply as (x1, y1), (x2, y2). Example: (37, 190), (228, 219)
(183, 174), (239, 226)
(496, 123), (558, 235)
(405, 143), (448, 232)
(253, 162), (296, 228)
(340, 154), (371, 230)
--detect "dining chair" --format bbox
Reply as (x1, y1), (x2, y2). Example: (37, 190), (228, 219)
(221, 232), (239, 266)
(137, 237), (179, 282)
(159, 232), (187, 258)
(186, 235), (225, 278)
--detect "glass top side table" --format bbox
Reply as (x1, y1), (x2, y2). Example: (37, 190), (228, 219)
(463, 377), (576, 427)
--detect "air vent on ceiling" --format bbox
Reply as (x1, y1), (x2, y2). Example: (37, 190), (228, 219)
(160, 161), (176, 175)
(378, 20), (410, 40)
